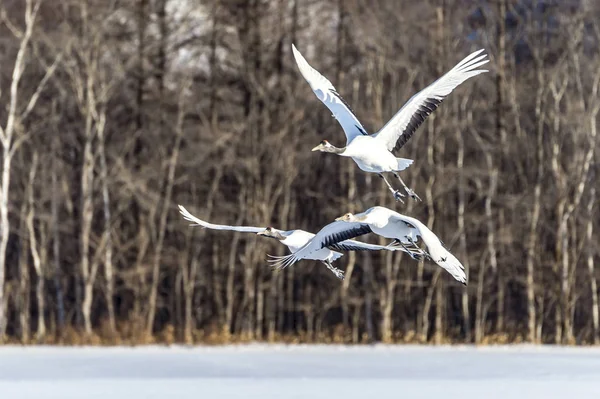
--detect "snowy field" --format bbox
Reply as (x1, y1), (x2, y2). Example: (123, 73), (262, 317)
(1, 344), (600, 399)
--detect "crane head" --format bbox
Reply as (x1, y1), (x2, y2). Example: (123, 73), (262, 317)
(257, 227), (284, 240)
(335, 213), (355, 222)
(311, 140), (332, 152)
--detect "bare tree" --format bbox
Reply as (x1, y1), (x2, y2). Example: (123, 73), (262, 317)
(587, 171), (598, 344)
(146, 82), (188, 336)
(0, 0), (57, 338)
(25, 152), (46, 341)
(0, 0), (598, 346)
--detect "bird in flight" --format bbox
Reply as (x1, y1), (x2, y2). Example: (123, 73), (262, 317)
(269, 206), (466, 285)
(178, 205), (410, 280)
(292, 44), (488, 202)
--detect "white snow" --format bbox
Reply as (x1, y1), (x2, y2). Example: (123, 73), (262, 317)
(1, 344), (600, 398)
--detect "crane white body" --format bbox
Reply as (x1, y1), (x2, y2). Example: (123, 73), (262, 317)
(293, 44), (488, 201)
(340, 135), (413, 173)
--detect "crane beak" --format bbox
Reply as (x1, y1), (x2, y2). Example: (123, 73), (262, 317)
(257, 230), (269, 236)
(334, 216), (344, 221)
(311, 144), (323, 152)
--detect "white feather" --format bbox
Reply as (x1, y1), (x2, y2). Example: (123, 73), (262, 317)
(292, 44), (368, 145)
(267, 220), (409, 269)
(179, 205), (405, 278)
(292, 45), (488, 201)
(345, 206), (467, 285)
(373, 49), (489, 152)
(178, 205), (265, 233)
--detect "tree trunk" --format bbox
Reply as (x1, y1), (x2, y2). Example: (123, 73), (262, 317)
(18, 198), (30, 343)
(421, 270), (441, 343)
(51, 136), (65, 338)
(183, 257), (197, 343)
(80, 88), (97, 337)
(457, 98), (471, 342)
(434, 277), (444, 344)
(419, 3), (443, 341)
(0, 0), (41, 341)
(587, 182), (598, 344)
(182, 171), (222, 342)
(0, 146), (13, 339)
(363, 244), (375, 343)
(146, 91), (185, 336)
(526, 180), (540, 342)
(474, 248), (486, 344)
(26, 153), (46, 341)
(131, 0), (147, 324)
(96, 110), (115, 335)
(526, 56), (546, 343)
(494, 0), (507, 337)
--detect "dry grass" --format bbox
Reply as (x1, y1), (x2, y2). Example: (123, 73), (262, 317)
(0, 322), (588, 346)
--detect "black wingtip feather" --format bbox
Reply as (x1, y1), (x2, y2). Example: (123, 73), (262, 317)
(393, 97), (442, 152)
(329, 243), (371, 252)
(322, 225), (372, 249)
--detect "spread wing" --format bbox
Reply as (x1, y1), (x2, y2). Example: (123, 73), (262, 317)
(268, 220), (372, 269)
(373, 49), (489, 152)
(178, 205), (266, 233)
(292, 44), (368, 145)
(328, 239), (408, 253)
(391, 213), (467, 285)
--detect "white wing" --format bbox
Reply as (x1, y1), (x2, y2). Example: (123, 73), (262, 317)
(292, 44), (368, 145)
(268, 220), (372, 269)
(373, 49), (489, 152)
(178, 205), (266, 233)
(391, 213), (467, 285)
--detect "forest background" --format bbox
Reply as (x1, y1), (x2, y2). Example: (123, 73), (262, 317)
(0, 0), (599, 346)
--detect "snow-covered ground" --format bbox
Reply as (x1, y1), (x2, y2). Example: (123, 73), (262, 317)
(1, 344), (600, 399)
